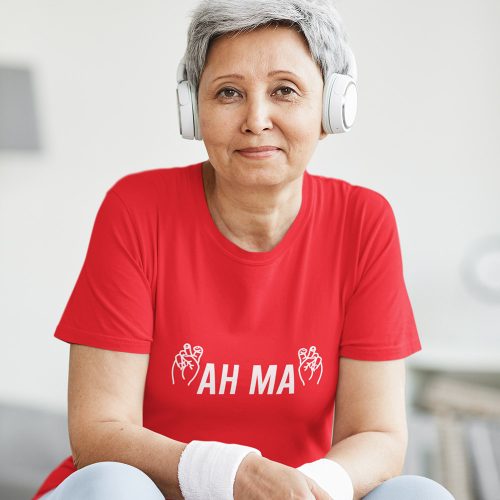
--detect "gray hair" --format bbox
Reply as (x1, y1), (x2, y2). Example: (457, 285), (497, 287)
(183, 0), (352, 94)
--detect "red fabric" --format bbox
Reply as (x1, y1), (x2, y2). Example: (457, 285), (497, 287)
(33, 161), (421, 499)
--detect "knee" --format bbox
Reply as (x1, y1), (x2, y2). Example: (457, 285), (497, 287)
(363, 474), (456, 500)
(54, 461), (164, 499)
(76, 461), (152, 486)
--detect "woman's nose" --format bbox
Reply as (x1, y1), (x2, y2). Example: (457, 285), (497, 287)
(240, 95), (274, 135)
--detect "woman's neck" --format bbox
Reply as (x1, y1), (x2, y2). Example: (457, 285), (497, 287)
(201, 161), (303, 252)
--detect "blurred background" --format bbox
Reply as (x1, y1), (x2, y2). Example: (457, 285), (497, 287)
(0, 0), (499, 499)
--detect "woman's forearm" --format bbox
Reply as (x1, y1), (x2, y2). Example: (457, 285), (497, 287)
(72, 420), (187, 499)
(324, 431), (407, 500)
(72, 424), (404, 500)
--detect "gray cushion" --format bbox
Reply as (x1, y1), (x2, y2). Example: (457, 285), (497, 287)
(0, 402), (71, 499)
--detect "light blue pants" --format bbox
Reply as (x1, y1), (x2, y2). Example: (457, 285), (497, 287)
(38, 461), (456, 499)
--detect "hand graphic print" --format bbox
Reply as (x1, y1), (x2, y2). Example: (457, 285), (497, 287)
(297, 346), (323, 386)
(171, 342), (204, 386)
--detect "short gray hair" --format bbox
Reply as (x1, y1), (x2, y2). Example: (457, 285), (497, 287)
(183, 0), (352, 94)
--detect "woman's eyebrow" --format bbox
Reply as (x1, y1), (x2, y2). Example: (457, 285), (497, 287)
(210, 70), (302, 84)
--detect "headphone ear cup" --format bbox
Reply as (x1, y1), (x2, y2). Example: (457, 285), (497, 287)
(176, 57), (202, 141)
(322, 72), (357, 134)
(176, 80), (194, 140)
(322, 44), (358, 135)
(191, 85), (202, 141)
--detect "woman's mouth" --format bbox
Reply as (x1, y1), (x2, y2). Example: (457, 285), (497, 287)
(237, 146), (281, 159)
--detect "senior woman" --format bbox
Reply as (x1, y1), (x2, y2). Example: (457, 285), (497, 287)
(33, 1), (454, 500)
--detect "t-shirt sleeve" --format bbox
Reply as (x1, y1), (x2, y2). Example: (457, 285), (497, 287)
(53, 188), (153, 353)
(339, 190), (422, 361)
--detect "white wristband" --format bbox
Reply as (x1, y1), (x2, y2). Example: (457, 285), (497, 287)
(177, 440), (262, 500)
(297, 458), (354, 500)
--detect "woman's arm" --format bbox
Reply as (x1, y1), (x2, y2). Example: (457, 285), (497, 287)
(68, 344), (187, 500)
(325, 357), (408, 500)
(68, 343), (334, 500)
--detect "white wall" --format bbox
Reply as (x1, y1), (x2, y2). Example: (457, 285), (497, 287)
(1, 0), (499, 413)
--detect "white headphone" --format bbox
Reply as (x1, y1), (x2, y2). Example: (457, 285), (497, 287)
(176, 44), (358, 140)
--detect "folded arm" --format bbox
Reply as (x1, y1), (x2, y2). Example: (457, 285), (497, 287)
(325, 357), (408, 500)
(68, 344), (187, 499)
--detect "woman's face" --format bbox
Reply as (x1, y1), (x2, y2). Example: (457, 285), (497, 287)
(197, 25), (326, 189)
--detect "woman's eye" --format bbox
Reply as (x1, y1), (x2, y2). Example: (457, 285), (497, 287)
(217, 88), (240, 99)
(274, 86), (298, 98)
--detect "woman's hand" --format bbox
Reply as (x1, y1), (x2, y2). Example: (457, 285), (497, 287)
(234, 453), (333, 500)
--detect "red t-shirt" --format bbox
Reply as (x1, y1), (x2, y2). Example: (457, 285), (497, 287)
(33, 161), (421, 499)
